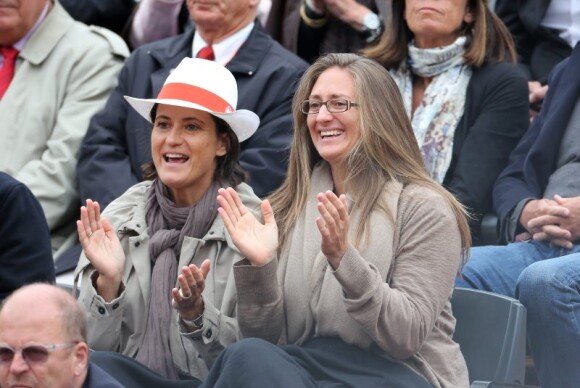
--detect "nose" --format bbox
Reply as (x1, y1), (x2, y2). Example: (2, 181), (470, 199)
(315, 104), (333, 122)
(8, 352), (30, 375)
(166, 127), (184, 145)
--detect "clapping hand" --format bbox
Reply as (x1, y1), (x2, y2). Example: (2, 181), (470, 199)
(77, 199), (126, 301)
(172, 260), (210, 321)
(217, 187), (278, 266)
(316, 191), (350, 269)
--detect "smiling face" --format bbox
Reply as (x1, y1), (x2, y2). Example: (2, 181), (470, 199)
(306, 67), (361, 176)
(0, 0), (47, 45)
(404, 0), (474, 48)
(151, 104), (227, 207)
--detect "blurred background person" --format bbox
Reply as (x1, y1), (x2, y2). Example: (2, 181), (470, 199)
(363, 0), (529, 244)
(208, 53), (471, 387)
(75, 58), (262, 381)
(0, 0), (128, 259)
(60, 0), (136, 36)
(495, 0), (578, 120)
(266, 0), (388, 63)
(0, 173), (54, 302)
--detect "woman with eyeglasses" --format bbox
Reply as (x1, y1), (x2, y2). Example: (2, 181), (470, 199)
(363, 0), (528, 244)
(201, 53), (471, 387)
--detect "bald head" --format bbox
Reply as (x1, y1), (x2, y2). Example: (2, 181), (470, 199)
(0, 284), (89, 388)
(0, 283), (86, 342)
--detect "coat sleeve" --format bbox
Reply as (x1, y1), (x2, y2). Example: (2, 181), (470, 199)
(233, 258), (284, 343)
(14, 29), (128, 231)
(0, 175), (55, 301)
(444, 64), (528, 236)
(333, 188), (462, 360)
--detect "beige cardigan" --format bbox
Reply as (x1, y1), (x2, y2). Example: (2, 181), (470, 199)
(234, 163), (469, 388)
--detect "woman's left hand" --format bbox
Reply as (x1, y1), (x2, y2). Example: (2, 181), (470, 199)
(171, 259), (210, 321)
(316, 191), (350, 269)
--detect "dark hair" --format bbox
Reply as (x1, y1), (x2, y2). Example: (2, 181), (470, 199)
(142, 104), (247, 186)
(362, 0), (516, 69)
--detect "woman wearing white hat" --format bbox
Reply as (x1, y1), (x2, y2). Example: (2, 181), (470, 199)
(74, 57), (261, 380)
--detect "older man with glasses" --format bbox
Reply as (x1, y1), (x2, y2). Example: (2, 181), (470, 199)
(0, 283), (123, 388)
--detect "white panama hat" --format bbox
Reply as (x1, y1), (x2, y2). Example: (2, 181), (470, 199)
(124, 57), (259, 142)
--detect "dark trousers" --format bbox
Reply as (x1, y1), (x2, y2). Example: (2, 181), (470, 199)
(201, 337), (432, 388)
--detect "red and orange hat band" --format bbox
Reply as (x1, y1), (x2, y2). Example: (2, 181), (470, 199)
(156, 82), (234, 113)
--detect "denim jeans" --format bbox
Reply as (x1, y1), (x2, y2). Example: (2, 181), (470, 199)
(456, 240), (580, 387)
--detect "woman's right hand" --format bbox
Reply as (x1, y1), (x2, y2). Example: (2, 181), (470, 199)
(217, 187), (278, 266)
(77, 199), (126, 301)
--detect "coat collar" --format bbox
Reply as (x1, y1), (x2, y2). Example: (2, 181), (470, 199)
(147, 21), (272, 78)
(19, 1), (74, 66)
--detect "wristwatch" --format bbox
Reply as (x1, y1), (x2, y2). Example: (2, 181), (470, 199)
(361, 12), (382, 43)
(181, 313), (204, 330)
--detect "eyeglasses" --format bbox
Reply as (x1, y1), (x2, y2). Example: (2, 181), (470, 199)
(301, 99), (359, 114)
(0, 342), (77, 365)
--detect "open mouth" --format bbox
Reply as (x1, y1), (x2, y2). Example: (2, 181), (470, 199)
(320, 130), (344, 139)
(164, 153), (189, 163)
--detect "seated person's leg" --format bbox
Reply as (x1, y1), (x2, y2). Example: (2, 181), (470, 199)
(202, 338), (316, 388)
(455, 241), (558, 297)
(516, 253), (580, 388)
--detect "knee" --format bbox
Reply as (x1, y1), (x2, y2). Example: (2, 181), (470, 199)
(220, 338), (275, 365)
(516, 260), (574, 307)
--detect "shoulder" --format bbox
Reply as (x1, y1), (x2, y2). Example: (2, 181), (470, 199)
(398, 183), (457, 223)
(470, 61), (528, 87)
(86, 25), (130, 58)
(235, 183), (263, 217)
(100, 181), (152, 223)
(248, 25), (308, 73)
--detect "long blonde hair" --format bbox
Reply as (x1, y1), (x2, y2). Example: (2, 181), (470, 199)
(269, 53), (471, 263)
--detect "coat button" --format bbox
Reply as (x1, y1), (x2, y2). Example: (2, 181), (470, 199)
(98, 307), (106, 315)
(205, 329), (212, 339)
(134, 242), (140, 247)
(112, 303), (119, 310)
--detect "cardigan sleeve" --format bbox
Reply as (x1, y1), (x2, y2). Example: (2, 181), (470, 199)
(333, 186), (462, 359)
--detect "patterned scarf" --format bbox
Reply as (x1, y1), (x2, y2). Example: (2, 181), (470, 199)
(135, 178), (219, 378)
(390, 36), (472, 184)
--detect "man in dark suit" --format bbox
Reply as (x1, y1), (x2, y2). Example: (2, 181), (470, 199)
(456, 43), (580, 387)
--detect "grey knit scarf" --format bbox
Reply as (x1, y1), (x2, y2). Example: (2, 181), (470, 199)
(135, 178), (219, 378)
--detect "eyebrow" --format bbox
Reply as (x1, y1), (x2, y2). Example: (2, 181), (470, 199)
(155, 115), (207, 125)
(308, 93), (351, 100)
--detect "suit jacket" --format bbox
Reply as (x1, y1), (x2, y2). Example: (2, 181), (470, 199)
(442, 61), (529, 242)
(0, 173), (54, 302)
(83, 363), (125, 388)
(494, 43), (580, 241)
(495, 0), (573, 83)
(76, 23), (308, 209)
(0, 1), (128, 255)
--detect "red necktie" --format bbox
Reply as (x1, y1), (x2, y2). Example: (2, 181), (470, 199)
(0, 46), (19, 100)
(196, 46), (215, 61)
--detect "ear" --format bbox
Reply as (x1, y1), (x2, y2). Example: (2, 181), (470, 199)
(72, 342), (89, 377)
(216, 133), (229, 157)
(463, 5), (475, 24)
